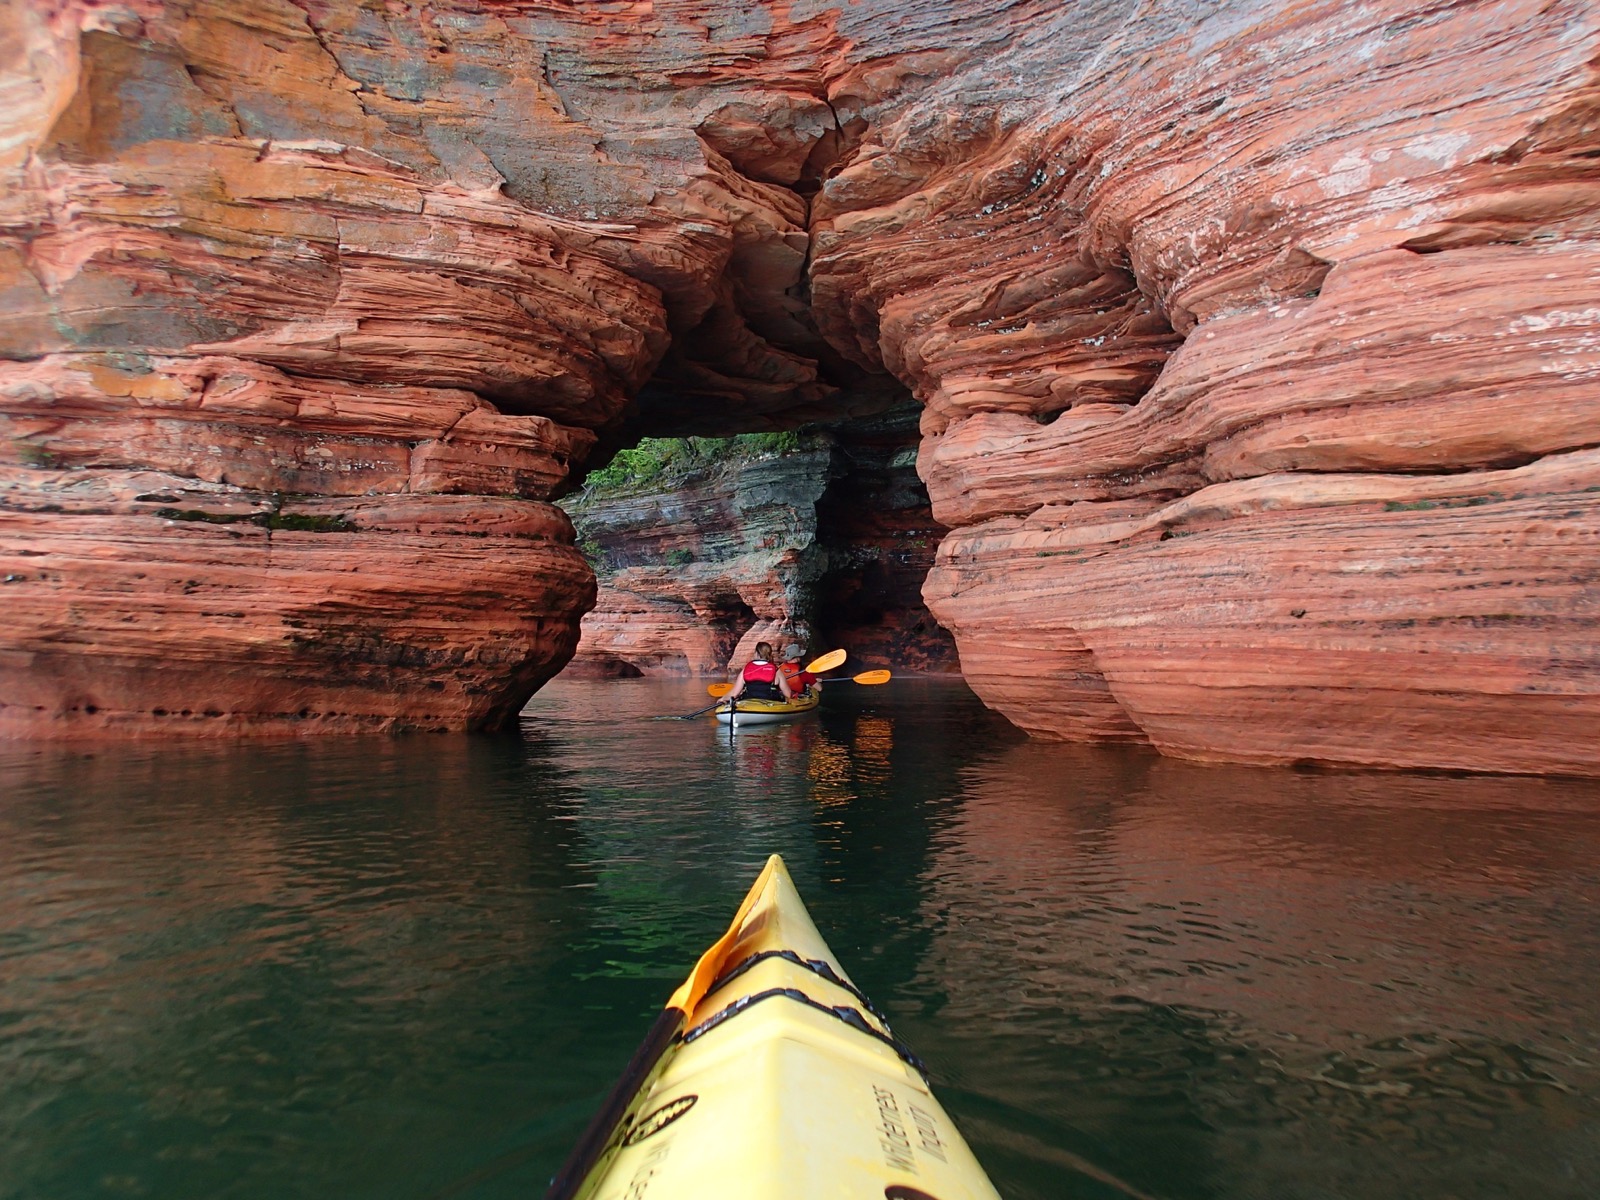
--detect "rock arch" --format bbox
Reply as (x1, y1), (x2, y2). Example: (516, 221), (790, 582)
(2, 0), (1597, 771)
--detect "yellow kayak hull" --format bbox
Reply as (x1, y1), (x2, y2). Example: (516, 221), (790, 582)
(712, 691), (820, 725)
(548, 856), (1001, 1200)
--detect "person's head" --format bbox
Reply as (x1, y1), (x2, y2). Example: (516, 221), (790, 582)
(783, 644), (803, 662)
(754, 641), (774, 661)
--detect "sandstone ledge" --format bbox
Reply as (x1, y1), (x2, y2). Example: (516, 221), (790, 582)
(0, 469), (593, 737)
(927, 452), (1600, 775)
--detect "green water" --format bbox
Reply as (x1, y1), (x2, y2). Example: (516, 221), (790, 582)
(5, 678), (1600, 1200)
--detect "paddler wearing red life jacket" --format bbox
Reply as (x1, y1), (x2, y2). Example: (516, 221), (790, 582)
(727, 641), (794, 703)
(778, 644), (818, 695)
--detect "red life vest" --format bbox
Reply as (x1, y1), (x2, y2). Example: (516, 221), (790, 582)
(779, 663), (815, 691)
(742, 659), (778, 684)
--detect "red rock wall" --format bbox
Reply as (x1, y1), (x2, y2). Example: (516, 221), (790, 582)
(0, 0), (846, 733)
(1, 476), (592, 734)
(804, 0), (1600, 773)
(4, 0), (1598, 768)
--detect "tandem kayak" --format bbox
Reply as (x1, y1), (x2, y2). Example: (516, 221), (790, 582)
(545, 855), (1001, 1200)
(713, 690), (820, 725)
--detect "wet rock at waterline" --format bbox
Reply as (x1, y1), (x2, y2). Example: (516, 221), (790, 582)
(1, 1), (1596, 770)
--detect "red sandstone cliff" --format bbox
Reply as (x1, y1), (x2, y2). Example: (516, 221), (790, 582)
(0, 0), (839, 733)
(2, 1), (1597, 770)
(852, 4), (1600, 774)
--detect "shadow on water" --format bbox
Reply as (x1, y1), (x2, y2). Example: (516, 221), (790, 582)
(4, 677), (1600, 1199)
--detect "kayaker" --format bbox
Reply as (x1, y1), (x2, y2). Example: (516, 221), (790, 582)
(779, 645), (818, 696)
(727, 642), (793, 703)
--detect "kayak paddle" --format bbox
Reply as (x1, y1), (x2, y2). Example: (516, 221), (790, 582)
(805, 648), (847, 674)
(669, 696), (727, 720)
(703, 650), (847, 701)
(668, 651), (850, 718)
(708, 665), (885, 697)
(831, 669), (891, 685)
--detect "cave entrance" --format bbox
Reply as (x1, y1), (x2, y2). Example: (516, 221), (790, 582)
(558, 409), (955, 678)
(810, 408), (959, 674)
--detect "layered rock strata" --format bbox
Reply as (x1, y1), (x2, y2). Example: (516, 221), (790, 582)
(4, 0), (1598, 770)
(803, 0), (1600, 774)
(1, 469), (590, 734)
(0, 0), (854, 733)
(564, 445), (830, 677)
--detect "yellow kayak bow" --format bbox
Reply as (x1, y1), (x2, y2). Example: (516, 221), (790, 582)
(545, 855), (1001, 1200)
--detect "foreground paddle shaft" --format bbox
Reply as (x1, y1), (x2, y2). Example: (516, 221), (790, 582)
(546, 856), (1001, 1200)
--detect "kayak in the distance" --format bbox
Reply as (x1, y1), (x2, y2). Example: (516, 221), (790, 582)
(713, 690), (821, 725)
(545, 854), (1001, 1200)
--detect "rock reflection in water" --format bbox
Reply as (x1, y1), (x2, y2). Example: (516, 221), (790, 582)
(900, 739), (1600, 1200)
(2, 678), (1598, 1200)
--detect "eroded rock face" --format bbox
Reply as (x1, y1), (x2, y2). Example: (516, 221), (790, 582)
(4, 0), (1598, 768)
(1, 469), (592, 734)
(804, 0), (1600, 774)
(0, 0), (853, 733)
(565, 411), (958, 679)
(566, 445), (832, 677)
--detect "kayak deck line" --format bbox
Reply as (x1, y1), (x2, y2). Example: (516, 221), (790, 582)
(677, 983), (929, 1076)
(546, 855), (1001, 1200)
(699, 946), (891, 1021)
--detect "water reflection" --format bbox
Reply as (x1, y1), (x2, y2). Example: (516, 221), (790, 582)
(905, 739), (1600, 1200)
(2, 680), (1598, 1199)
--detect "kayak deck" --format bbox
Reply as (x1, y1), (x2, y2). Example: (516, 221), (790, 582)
(549, 856), (1000, 1200)
(712, 690), (820, 724)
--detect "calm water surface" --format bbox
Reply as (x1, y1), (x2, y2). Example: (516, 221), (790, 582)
(4, 679), (1600, 1199)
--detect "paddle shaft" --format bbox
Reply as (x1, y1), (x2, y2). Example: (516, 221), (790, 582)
(817, 669), (892, 685)
(672, 698), (725, 720)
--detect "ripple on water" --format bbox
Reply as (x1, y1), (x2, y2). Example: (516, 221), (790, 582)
(3, 680), (1600, 1199)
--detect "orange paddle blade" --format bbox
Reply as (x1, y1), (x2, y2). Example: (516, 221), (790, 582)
(852, 669), (891, 684)
(805, 648), (847, 674)
(666, 855), (785, 1013)
(706, 682), (733, 697)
